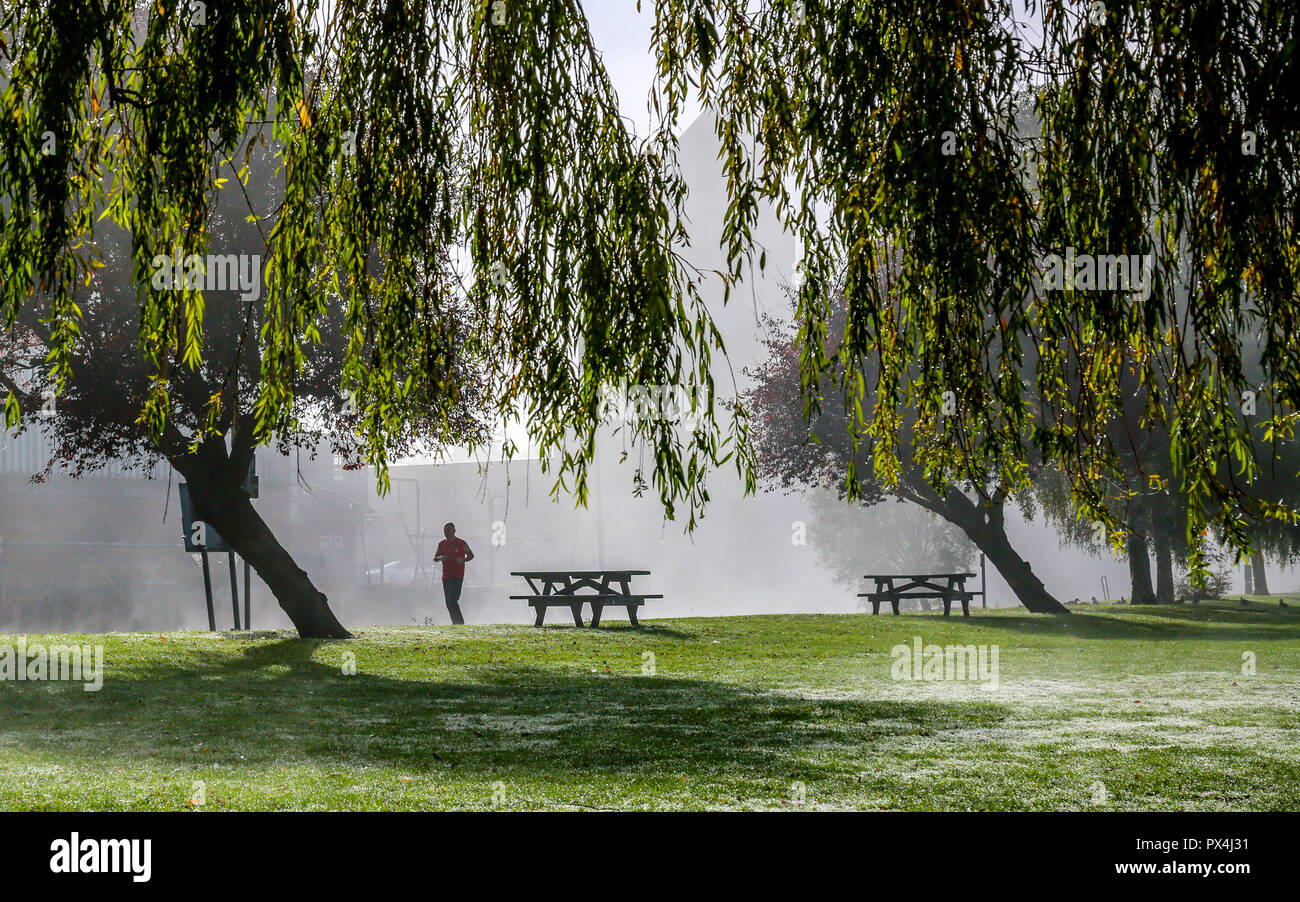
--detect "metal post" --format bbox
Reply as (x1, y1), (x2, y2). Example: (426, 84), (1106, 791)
(228, 551), (241, 630)
(980, 553), (987, 609)
(243, 558), (251, 629)
(595, 442), (605, 569)
(200, 549), (216, 631)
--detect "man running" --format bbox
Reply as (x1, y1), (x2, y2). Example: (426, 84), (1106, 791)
(433, 522), (474, 625)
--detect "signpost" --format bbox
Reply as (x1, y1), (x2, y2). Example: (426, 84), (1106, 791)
(179, 455), (257, 632)
(980, 553), (987, 609)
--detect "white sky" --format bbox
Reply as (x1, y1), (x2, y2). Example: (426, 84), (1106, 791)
(581, 0), (1044, 132)
(583, 1), (698, 136)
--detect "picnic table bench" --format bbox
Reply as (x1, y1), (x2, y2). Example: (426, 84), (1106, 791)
(511, 569), (661, 627)
(859, 572), (980, 618)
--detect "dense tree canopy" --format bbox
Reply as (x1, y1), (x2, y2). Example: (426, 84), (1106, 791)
(1, 111), (491, 636)
(1, 0), (744, 533)
(3, 0), (1297, 591)
(2, 128), (487, 475)
(653, 0), (1299, 571)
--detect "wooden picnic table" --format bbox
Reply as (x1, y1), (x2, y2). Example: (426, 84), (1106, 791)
(859, 572), (980, 618)
(510, 569), (661, 627)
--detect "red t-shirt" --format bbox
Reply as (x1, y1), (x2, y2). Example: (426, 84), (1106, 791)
(436, 538), (470, 580)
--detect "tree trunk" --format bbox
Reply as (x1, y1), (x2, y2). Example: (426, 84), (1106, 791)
(963, 515), (1068, 613)
(902, 479), (1069, 614)
(174, 439), (352, 639)
(1250, 551), (1269, 596)
(1127, 529), (1156, 604)
(1152, 527), (1175, 604)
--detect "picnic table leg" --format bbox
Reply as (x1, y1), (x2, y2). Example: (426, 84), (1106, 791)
(881, 580), (901, 615)
(627, 604), (639, 627)
(590, 601), (604, 628)
(944, 577), (963, 616)
(570, 602), (584, 627)
(534, 604), (547, 627)
(952, 576), (972, 617)
(871, 600), (881, 616)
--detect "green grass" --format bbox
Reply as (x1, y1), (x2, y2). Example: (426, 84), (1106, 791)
(2, 604), (1298, 811)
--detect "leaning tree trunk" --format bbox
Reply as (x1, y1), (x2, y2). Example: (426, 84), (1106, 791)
(903, 480), (1069, 614)
(174, 440), (352, 639)
(962, 514), (1068, 613)
(1152, 528), (1175, 604)
(1127, 530), (1156, 604)
(1250, 550), (1270, 596)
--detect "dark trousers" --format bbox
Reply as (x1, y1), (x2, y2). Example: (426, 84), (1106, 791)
(442, 577), (465, 624)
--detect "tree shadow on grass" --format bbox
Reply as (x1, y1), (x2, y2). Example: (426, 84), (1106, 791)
(1, 638), (1010, 785)
(541, 622), (700, 641)
(970, 605), (1300, 642)
(228, 623), (703, 641)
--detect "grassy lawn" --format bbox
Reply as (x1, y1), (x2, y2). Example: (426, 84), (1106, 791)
(1, 602), (1298, 811)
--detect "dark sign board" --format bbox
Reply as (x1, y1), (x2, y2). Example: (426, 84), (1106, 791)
(178, 483), (231, 553)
